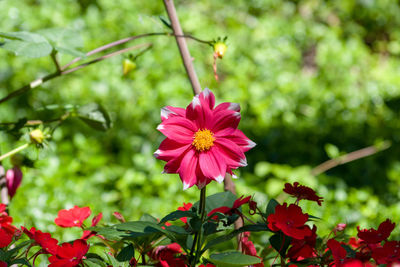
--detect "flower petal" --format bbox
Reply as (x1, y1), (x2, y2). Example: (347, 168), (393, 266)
(161, 106), (186, 121)
(178, 149), (199, 190)
(186, 95), (213, 129)
(214, 102), (240, 112)
(199, 148), (227, 182)
(157, 117), (196, 143)
(223, 129), (256, 152)
(211, 109), (241, 135)
(154, 138), (191, 161)
(214, 138), (247, 168)
(199, 88), (215, 110)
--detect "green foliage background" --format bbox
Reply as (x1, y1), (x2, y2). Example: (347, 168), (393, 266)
(1, 0), (400, 242)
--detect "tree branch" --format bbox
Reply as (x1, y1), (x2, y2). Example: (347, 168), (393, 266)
(311, 141), (391, 176)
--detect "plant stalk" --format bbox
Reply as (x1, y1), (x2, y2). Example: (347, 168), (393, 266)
(191, 187), (206, 266)
(0, 143), (29, 162)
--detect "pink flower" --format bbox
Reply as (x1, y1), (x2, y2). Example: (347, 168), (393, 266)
(54, 206), (91, 228)
(6, 167), (23, 199)
(155, 88), (255, 190)
(208, 195), (251, 217)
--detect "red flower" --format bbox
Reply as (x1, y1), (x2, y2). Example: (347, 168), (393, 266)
(81, 212), (103, 240)
(327, 239), (347, 265)
(113, 211), (126, 222)
(155, 88), (255, 190)
(357, 219), (395, 244)
(0, 261), (6, 267)
(177, 203), (192, 223)
(0, 208), (16, 248)
(208, 195), (251, 217)
(240, 232), (264, 267)
(287, 225), (317, 261)
(149, 243), (187, 267)
(55, 206), (91, 228)
(199, 264), (216, 267)
(48, 239), (89, 267)
(22, 227), (59, 255)
(371, 241), (400, 265)
(6, 167), (23, 199)
(249, 199), (258, 215)
(267, 203), (312, 239)
(283, 182), (323, 206)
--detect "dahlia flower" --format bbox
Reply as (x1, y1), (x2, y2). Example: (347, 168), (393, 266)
(155, 88), (255, 190)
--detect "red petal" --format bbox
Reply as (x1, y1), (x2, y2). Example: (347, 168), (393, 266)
(214, 138), (247, 168)
(161, 106), (185, 121)
(154, 138), (191, 162)
(211, 109), (241, 134)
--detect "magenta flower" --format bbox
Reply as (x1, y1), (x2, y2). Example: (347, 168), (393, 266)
(155, 89), (255, 190)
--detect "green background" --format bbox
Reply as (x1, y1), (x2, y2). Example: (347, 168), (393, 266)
(1, 0), (400, 244)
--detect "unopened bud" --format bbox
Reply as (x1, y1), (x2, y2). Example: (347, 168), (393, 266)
(334, 223), (347, 233)
(29, 129), (44, 144)
(122, 58), (136, 76)
(6, 167), (23, 199)
(213, 42), (227, 59)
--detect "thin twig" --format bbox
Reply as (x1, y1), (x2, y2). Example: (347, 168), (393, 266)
(311, 141), (391, 176)
(0, 43), (151, 105)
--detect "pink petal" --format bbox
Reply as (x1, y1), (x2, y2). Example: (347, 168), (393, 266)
(199, 148), (226, 183)
(214, 138), (247, 168)
(199, 88), (215, 110)
(214, 102), (240, 112)
(177, 149), (199, 190)
(224, 129), (256, 152)
(211, 109), (241, 135)
(161, 106), (186, 121)
(154, 138), (191, 161)
(185, 95), (213, 129)
(157, 117), (196, 143)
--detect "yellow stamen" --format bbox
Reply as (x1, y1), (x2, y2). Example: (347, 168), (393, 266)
(192, 129), (215, 151)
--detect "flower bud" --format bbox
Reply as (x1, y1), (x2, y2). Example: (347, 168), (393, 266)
(334, 223), (347, 233)
(213, 42), (227, 59)
(6, 167), (23, 199)
(122, 58), (136, 76)
(29, 129), (45, 144)
(249, 200), (257, 215)
(113, 211), (126, 223)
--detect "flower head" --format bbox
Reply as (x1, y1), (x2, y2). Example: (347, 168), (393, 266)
(283, 182), (323, 206)
(267, 203), (312, 240)
(48, 239), (89, 267)
(22, 227), (59, 255)
(155, 88), (255, 190)
(54, 206), (91, 228)
(357, 219), (395, 244)
(149, 243), (187, 267)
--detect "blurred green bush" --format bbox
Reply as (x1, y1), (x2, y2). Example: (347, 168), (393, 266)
(1, 0), (400, 241)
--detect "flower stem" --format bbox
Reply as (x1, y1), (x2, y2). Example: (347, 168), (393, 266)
(191, 187), (206, 266)
(0, 143), (29, 162)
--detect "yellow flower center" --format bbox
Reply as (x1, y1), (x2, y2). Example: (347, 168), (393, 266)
(192, 129), (215, 151)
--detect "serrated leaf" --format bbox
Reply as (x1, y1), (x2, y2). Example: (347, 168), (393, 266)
(209, 251), (262, 267)
(0, 31), (52, 58)
(116, 243), (134, 262)
(266, 198), (279, 217)
(78, 103), (112, 131)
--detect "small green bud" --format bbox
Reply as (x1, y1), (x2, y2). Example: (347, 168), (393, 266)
(213, 42), (227, 59)
(122, 58), (136, 76)
(30, 129), (45, 144)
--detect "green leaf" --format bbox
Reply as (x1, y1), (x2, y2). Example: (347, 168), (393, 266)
(37, 28), (85, 56)
(0, 31), (52, 58)
(115, 221), (164, 238)
(266, 198), (279, 217)
(202, 224), (269, 252)
(9, 258), (31, 266)
(193, 191), (237, 215)
(78, 103), (112, 131)
(209, 251), (262, 267)
(89, 226), (125, 241)
(116, 243), (135, 262)
(55, 46), (86, 57)
(269, 232), (291, 258)
(140, 213), (158, 223)
(160, 210), (196, 224)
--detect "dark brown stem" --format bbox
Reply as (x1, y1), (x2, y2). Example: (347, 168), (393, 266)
(311, 141), (391, 176)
